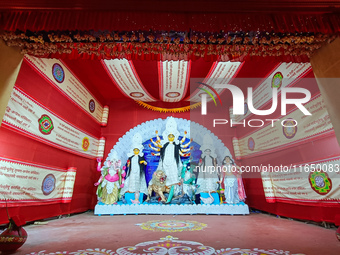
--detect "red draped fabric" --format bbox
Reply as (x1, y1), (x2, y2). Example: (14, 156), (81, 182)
(0, 58), (101, 225)
(1, 11), (340, 33)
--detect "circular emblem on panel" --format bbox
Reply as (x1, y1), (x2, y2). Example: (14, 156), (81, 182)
(38, 114), (54, 135)
(309, 171), (332, 195)
(248, 137), (255, 151)
(42, 174), (56, 196)
(89, 99), (96, 113)
(166, 92), (181, 98)
(82, 137), (90, 151)
(129, 92), (144, 98)
(271, 72), (283, 89)
(52, 63), (65, 83)
(140, 220), (207, 232)
(282, 119), (297, 139)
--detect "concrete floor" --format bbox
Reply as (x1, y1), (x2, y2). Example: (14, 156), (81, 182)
(9, 212), (340, 255)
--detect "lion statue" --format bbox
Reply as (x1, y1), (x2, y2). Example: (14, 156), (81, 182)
(145, 170), (171, 203)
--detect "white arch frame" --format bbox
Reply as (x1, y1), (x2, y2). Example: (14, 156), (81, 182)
(105, 117), (233, 166)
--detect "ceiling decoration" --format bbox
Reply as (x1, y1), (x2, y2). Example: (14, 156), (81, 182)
(1, 1), (340, 32)
(20, 55), (314, 110)
(101, 59), (244, 105)
(188, 61), (243, 103)
(158, 60), (191, 102)
(1, 30), (336, 62)
(102, 59), (156, 102)
(2, 1), (335, 111)
(136, 101), (201, 113)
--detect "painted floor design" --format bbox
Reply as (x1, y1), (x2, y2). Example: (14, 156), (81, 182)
(27, 236), (304, 255)
(138, 220), (207, 232)
(18, 213), (339, 255)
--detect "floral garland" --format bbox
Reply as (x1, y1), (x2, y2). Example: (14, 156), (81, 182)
(0, 30), (337, 60)
(136, 101), (201, 113)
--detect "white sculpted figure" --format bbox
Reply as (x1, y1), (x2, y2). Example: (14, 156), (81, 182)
(196, 134), (219, 194)
(120, 133), (148, 204)
(149, 117), (191, 196)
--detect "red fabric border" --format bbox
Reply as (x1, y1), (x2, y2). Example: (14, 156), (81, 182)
(1, 11), (340, 33)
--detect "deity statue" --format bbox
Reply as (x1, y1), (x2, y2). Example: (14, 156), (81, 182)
(120, 133), (148, 204)
(95, 151), (126, 205)
(179, 160), (197, 204)
(149, 117), (191, 196)
(196, 134), (219, 194)
(220, 155), (246, 204)
(145, 170), (171, 203)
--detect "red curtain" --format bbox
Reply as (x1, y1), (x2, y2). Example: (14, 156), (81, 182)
(0, 59), (102, 225)
(1, 11), (340, 33)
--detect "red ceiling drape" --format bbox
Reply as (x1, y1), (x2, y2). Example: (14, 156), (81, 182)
(1, 11), (340, 33)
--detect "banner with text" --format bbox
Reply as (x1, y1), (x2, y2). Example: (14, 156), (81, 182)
(188, 61), (243, 103)
(230, 62), (311, 122)
(0, 157), (76, 207)
(24, 55), (104, 124)
(158, 60), (191, 102)
(2, 87), (102, 159)
(102, 59), (156, 102)
(233, 94), (333, 159)
(261, 156), (340, 205)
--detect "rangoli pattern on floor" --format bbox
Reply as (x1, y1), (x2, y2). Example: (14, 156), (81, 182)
(27, 236), (305, 255)
(139, 219), (207, 232)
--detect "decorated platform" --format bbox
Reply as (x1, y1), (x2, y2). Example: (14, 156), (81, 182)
(94, 202), (249, 215)
(94, 117), (250, 216)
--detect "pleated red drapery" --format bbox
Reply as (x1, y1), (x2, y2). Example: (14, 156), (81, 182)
(1, 11), (340, 33)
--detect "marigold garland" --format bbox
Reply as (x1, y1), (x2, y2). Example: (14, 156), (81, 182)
(136, 101), (201, 113)
(0, 30), (337, 60)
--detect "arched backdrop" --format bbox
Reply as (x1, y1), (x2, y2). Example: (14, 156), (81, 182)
(104, 117), (233, 182)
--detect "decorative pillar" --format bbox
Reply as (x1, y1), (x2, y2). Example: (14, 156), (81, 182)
(97, 137), (106, 159)
(310, 37), (340, 145)
(101, 106), (109, 126)
(232, 137), (241, 160)
(0, 40), (23, 127)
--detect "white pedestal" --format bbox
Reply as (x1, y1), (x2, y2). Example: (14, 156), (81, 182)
(94, 203), (249, 215)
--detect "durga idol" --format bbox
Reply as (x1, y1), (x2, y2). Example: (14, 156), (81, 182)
(149, 117), (191, 198)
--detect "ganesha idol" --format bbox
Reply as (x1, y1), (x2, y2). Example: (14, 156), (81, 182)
(95, 152), (126, 205)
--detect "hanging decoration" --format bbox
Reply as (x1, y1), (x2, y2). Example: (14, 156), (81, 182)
(102, 59), (156, 102)
(158, 60), (191, 102)
(135, 101), (201, 113)
(0, 157), (77, 207)
(0, 30), (337, 62)
(101, 106), (110, 127)
(229, 62), (312, 123)
(232, 94), (333, 159)
(24, 55), (105, 124)
(188, 61), (243, 103)
(3, 86), (103, 159)
(261, 156), (340, 206)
